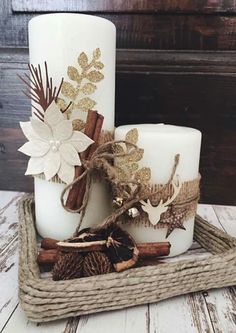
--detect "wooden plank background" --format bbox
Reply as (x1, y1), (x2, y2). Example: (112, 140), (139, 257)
(0, 0), (236, 205)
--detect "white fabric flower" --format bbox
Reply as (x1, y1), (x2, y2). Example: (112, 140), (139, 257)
(18, 101), (94, 184)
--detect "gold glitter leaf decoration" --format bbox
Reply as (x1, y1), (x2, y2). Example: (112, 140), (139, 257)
(56, 98), (67, 111)
(60, 48), (104, 116)
(116, 166), (128, 181)
(127, 163), (139, 174)
(134, 167), (151, 183)
(126, 148), (144, 163)
(113, 144), (125, 154)
(67, 66), (80, 82)
(94, 61), (104, 70)
(93, 48), (101, 60)
(113, 128), (152, 197)
(86, 70), (104, 83)
(125, 128), (138, 145)
(72, 119), (85, 131)
(61, 82), (77, 100)
(78, 52), (88, 68)
(81, 83), (97, 95)
(77, 97), (96, 111)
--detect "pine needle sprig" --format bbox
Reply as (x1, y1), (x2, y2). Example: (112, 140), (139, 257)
(18, 62), (64, 121)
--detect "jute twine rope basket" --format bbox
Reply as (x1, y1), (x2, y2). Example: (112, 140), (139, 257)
(18, 195), (236, 323)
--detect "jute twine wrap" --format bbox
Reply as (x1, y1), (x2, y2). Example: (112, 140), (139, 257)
(18, 195), (236, 323)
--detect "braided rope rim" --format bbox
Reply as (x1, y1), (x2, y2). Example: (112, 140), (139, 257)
(18, 195), (236, 322)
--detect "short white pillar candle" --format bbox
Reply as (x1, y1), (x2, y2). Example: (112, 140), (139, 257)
(115, 124), (202, 256)
(29, 14), (116, 239)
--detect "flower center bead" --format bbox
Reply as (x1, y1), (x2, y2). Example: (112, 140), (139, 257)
(49, 140), (61, 152)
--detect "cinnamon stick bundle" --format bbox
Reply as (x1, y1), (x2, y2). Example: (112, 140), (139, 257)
(66, 110), (104, 210)
(76, 114), (104, 208)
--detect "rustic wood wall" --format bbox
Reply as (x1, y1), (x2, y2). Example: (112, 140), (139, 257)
(0, 0), (236, 205)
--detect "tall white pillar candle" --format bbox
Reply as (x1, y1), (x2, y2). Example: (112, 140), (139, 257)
(115, 124), (202, 257)
(29, 14), (116, 239)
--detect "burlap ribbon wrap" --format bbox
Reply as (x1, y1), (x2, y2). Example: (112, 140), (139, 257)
(121, 176), (200, 229)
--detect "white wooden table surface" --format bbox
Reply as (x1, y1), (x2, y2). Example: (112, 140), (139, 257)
(0, 190), (236, 333)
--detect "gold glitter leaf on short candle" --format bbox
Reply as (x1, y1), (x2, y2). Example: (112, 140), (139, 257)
(86, 70), (104, 83)
(125, 149), (144, 163)
(67, 66), (80, 82)
(114, 128), (151, 190)
(116, 167), (129, 181)
(125, 128), (138, 145)
(78, 52), (88, 68)
(113, 144), (125, 154)
(81, 83), (97, 95)
(134, 167), (151, 183)
(127, 163), (139, 173)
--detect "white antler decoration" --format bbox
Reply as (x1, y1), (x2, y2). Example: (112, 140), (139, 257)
(140, 176), (182, 226)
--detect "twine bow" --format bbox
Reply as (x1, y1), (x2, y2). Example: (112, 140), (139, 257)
(60, 140), (140, 215)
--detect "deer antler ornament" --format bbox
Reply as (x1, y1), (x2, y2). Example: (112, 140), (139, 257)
(140, 175), (182, 226)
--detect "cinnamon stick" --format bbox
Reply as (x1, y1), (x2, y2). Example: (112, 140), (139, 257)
(138, 242), (171, 258)
(41, 238), (59, 250)
(37, 249), (58, 264)
(75, 114), (104, 208)
(87, 114), (104, 157)
(38, 240), (171, 265)
(66, 110), (98, 209)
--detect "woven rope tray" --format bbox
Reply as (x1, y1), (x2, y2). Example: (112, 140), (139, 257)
(18, 195), (236, 323)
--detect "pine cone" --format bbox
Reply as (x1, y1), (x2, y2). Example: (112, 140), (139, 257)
(83, 251), (113, 277)
(52, 252), (83, 281)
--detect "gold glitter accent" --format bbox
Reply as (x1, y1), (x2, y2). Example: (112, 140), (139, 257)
(81, 83), (97, 95)
(78, 52), (88, 68)
(76, 97), (96, 111)
(60, 48), (104, 116)
(61, 82), (77, 100)
(72, 119), (85, 131)
(86, 70), (104, 83)
(56, 97), (67, 111)
(67, 66), (80, 81)
(134, 167), (151, 183)
(126, 128), (138, 145)
(94, 61), (104, 70)
(123, 149), (144, 163)
(114, 128), (151, 184)
(93, 48), (101, 59)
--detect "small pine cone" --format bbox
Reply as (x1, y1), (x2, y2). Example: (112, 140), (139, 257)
(52, 252), (83, 281)
(83, 251), (113, 277)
